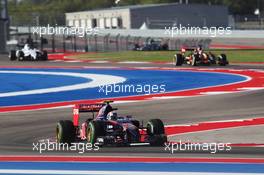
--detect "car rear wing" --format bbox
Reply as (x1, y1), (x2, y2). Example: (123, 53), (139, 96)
(76, 104), (105, 113)
(72, 101), (115, 126)
(73, 103), (105, 126)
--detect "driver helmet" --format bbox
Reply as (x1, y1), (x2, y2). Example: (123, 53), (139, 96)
(107, 112), (118, 121)
(181, 48), (186, 53)
(24, 44), (29, 50)
(196, 45), (203, 54)
(197, 45), (203, 51)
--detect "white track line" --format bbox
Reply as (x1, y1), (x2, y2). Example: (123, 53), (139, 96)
(90, 61), (110, 63)
(200, 91), (237, 95)
(237, 87), (264, 90)
(0, 71), (126, 97)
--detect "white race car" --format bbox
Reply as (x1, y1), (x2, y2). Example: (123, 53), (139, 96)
(9, 44), (48, 61)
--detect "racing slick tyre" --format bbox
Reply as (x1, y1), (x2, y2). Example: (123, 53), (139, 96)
(208, 53), (216, 65)
(147, 119), (167, 146)
(9, 50), (17, 61)
(174, 54), (184, 66)
(36, 52), (41, 61)
(191, 55), (198, 66)
(147, 119), (165, 135)
(218, 54), (228, 66)
(149, 135), (167, 146)
(56, 120), (75, 144)
(18, 51), (24, 61)
(131, 120), (140, 128)
(87, 121), (105, 144)
(42, 50), (48, 61)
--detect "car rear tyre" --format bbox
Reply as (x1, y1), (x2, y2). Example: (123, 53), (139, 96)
(218, 54), (228, 66)
(174, 54), (184, 66)
(9, 50), (16, 61)
(56, 120), (75, 144)
(87, 121), (105, 144)
(42, 50), (48, 60)
(18, 51), (24, 61)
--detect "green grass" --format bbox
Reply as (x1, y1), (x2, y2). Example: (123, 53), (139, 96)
(69, 50), (264, 63)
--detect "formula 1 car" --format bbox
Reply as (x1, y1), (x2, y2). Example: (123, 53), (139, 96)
(133, 39), (168, 51)
(56, 101), (167, 146)
(173, 47), (229, 66)
(9, 44), (48, 61)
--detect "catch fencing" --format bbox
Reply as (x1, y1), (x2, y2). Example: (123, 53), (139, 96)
(8, 27), (212, 52)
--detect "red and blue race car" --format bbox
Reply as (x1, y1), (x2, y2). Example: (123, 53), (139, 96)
(56, 101), (167, 146)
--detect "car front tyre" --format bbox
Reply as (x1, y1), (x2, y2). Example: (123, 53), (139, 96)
(87, 121), (105, 144)
(191, 55), (197, 66)
(18, 51), (24, 61)
(147, 119), (167, 146)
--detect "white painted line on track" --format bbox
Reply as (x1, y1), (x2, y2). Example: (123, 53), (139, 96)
(113, 100), (139, 104)
(237, 87), (264, 90)
(90, 61), (110, 63)
(0, 71), (126, 97)
(200, 91), (237, 95)
(43, 105), (74, 110)
(166, 117), (263, 128)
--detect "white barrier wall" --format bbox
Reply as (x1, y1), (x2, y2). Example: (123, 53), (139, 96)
(13, 26), (264, 39)
(98, 29), (264, 39)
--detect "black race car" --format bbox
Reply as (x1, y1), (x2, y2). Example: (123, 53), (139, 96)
(173, 47), (229, 66)
(134, 39), (169, 51)
(56, 101), (167, 146)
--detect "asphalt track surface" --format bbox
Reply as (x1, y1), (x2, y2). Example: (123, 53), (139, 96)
(0, 54), (263, 158)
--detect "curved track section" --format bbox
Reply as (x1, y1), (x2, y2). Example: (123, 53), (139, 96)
(0, 54), (263, 159)
(0, 67), (249, 108)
